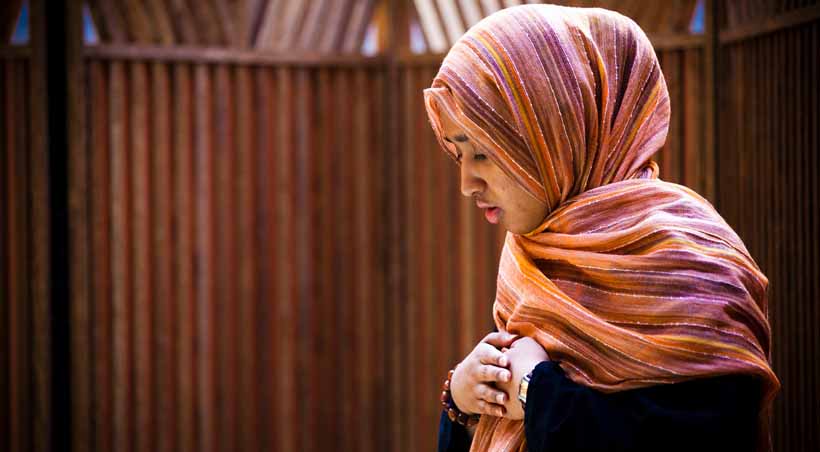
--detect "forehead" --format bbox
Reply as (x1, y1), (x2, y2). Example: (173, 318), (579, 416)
(437, 109), (470, 144)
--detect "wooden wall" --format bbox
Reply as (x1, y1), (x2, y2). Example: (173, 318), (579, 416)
(61, 50), (507, 452)
(716, 1), (820, 451)
(2, 1), (819, 451)
(1, 1), (52, 451)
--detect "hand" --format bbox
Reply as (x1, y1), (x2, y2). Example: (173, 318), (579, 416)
(497, 336), (549, 420)
(450, 331), (518, 417)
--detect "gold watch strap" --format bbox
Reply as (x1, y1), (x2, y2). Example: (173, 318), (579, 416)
(518, 372), (532, 409)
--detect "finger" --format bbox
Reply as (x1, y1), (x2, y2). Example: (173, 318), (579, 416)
(477, 343), (509, 367)
(483, 331), (518, 348)
(477, 400), (506, 417)
(475, 364), (510, 383)
(475, 383), (508, 405)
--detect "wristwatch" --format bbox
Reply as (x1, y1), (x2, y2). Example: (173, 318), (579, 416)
(518, 371), (533, 410)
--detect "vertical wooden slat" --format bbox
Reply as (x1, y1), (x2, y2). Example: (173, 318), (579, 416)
(28, 1), (51, 449)
(314, 67), (337, 451)
(293, 67), (316, 452)
(235, 64), (258, 451)
(172, 61), (196, 452)
(4, 59), (27, 452)
(811, 23), (820, 449)
(660, 50), (682, 183)
(150, 60), (175, 452)
(214, 63), (238, 452)
(130, 60), (154, 452)
(194, 63), (217, 452)
(352, 67), (372, 451)
(0, 59), (8, 452)
(254, 66), (276, 452)
(702, 0), (716, 202)
(399, 65), (415, 452)
(682, 47), (701, 192)
(109, 59), (133, 452)
(370, 67), (387, 452)
(89, 60), (113, 452)
(274, 66), (297, 452)
(69, 0), (91, 449)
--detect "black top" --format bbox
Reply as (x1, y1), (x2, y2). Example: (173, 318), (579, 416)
(438, 361), (761, 452)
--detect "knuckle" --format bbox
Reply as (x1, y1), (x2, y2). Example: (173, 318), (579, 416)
(474, 384), (484, 397)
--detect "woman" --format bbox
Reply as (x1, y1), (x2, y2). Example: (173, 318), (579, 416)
(424, 5), (779, 452)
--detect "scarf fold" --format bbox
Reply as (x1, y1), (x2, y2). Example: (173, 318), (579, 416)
(423, 5), (778, 452)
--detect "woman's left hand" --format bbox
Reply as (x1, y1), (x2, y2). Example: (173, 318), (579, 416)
(497, 336), (549, 420)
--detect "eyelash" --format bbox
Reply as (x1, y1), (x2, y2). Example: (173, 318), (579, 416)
(456, 153), (487, 162)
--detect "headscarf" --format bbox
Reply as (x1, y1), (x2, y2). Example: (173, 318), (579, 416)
(423, 5), (779, 452)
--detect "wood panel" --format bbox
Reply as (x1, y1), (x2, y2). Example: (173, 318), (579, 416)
(717, 3), (820, 450)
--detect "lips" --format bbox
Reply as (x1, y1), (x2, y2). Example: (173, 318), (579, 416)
(475, 200), (501, 224)
(483, 206), (502, 224)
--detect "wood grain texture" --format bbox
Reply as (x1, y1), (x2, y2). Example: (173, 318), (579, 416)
(716, 6), (820, 450)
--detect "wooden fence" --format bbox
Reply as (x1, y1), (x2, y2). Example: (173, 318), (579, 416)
(716, 2), (820, 451)
(2, 1), (819, 451)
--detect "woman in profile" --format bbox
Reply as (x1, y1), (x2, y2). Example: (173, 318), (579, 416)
(424, 5), (779, 452)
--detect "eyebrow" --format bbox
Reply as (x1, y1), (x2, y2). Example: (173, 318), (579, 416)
(444, 133), (469, 143)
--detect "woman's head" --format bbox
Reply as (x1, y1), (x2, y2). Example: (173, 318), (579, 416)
(424, 4), (669, 233)
(438, 109), (549, 234)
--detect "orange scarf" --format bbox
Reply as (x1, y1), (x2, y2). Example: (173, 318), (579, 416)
(424, 5), (778, 451)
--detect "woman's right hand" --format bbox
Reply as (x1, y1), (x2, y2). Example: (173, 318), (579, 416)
(450, 331), (518, 417)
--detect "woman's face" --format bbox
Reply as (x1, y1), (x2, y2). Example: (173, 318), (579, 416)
(438, 113), (549, 234)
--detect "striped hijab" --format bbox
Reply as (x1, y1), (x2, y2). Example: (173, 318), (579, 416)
(424, 5), (778, 452)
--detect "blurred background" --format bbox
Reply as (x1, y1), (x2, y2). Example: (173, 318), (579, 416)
(1, 0), (818, 451)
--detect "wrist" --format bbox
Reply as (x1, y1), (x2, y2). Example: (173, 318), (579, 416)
(441, 369), (480, 427)
(517, 370), (534, 410)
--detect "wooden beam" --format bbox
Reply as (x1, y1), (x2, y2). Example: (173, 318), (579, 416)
(297, 0), (330, 51)
(1, 0), (23, 42)
(145, 0), (177, 45)
(646, 32), (705, 50)
(168, 0), (199, 45)
(0, 45), (29, 58)
(254, 0), (282, 49)
(343, 0), (376, 53)
(118, 0), (155, 43)
(719, 4), (820, 44)
(83, 44), (389, 66)
(91, 0), (129, 42)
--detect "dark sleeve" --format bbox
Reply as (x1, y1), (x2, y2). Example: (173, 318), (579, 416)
(438, 410), (472, 452)
(524, 361), (761, 452)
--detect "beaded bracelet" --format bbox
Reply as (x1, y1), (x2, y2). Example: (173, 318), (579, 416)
(440, 369), (481, 427)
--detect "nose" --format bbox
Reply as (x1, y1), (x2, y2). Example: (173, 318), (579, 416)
(460, 160), (484, 198)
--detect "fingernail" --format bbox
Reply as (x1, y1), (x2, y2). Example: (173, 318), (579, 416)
(502, 371), (510, 382)
(499, 356), (507, 367)
(497, 394), (505, 403)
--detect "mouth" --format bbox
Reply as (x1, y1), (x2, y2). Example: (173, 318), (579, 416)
(478, 203), (502, 224)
